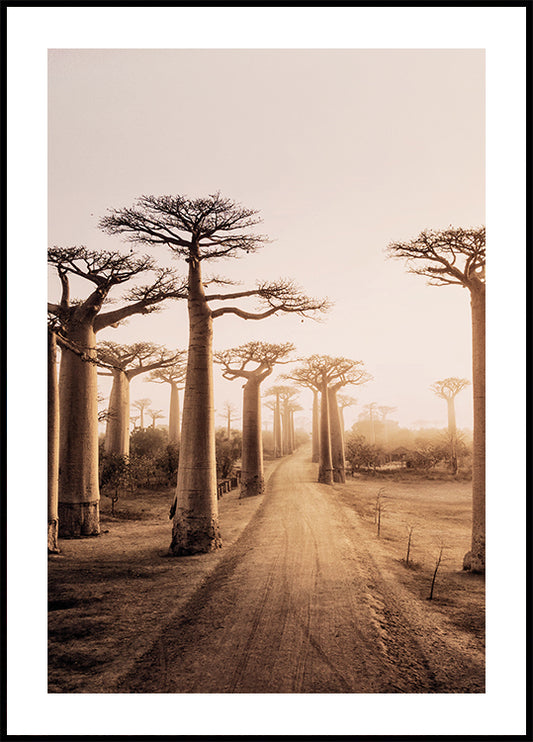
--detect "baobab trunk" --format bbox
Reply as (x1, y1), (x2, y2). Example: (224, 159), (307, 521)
(290, 409), (295, 452)
(58, 322), (100, 537)
(274, 395), (282, 457)
(446, 396), (458, 475)
(464, 288), (485, 572)
(170, 259), (221, 555)
(318, 383), (333, 484)
(282, 406), (292, 454)
(104, 369), (130, 457)
(48, 331), (60, 552)
(168, 382), (180, 445)
(328, 388), (346, 483)
(311, 390), (319, 463)
(240, 378), (264, 498)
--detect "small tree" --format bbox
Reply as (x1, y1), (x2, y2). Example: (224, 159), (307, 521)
(148, 409), (165, 429)
(220, 401), (240, 440)
(131, 398), (152, 430)
(430, 377), (470, 475)
(148, 356), (187, 444)
(387, 226), (485, 572)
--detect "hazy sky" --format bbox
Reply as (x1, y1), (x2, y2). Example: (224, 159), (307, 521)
(49, 48), (485, 432)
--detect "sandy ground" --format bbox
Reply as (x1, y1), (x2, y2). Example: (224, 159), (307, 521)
(49, 447), (484, 694)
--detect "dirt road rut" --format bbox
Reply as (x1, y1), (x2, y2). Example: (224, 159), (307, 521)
(118, 448), (484, 693)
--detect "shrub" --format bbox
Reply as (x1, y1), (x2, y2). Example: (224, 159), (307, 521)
(130, 427), (167, 458)
(215, 430), (242, 479)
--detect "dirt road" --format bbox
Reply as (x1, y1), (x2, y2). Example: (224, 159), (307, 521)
(117, 448), (484, 693)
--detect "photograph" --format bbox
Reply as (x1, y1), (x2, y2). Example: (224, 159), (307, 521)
(5, 4), (527, 738)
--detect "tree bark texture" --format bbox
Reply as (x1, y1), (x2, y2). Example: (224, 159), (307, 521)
(318, 383), (333, 484)
(240, 378), (264, 498)
(463, 288), (485, 572)
(311, 390), (320, 463)
(168, 382), (180, 445)
(282, 406), (292, 455)
(446, 397), (458, 476)
(48, 331), (60, 552)
(328, 388), (346, 483)
(274, 395), (282, 458)
(58, 321), (100, 537)
(104, 369), (131, 457)
(170, 260), (221, 555)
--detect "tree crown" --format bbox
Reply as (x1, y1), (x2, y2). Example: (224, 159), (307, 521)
(99, 192), (268, 261)
(48, 245), (187, 330)
(285, 355), (373, 390)
(430, 377), (470, 400)
(386, 226), (485, 290)
(215, 341), (295, 381)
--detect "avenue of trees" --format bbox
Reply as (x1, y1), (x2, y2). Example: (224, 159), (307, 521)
(285, 355), (372, 484)
(48, 195), (485, 575)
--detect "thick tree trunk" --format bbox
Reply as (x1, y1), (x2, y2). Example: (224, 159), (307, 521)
(328, 388), (346, 483)
(463, 287), (485, 572)
(447, 397), (458, 475)
(168, 382), (180, 445)
(282, 406), (292, 454)
(318, 382), (333, 484)
(170, 259), (221, 555)
(48, 331), (60, 552)
(58, 320), (100, 537)
(274, 395), (282, 457)
(290, 410), (295, 451)
(104, 369), (130, 457)
(311, 390), (320, 463)
(240, 378), (264, 498)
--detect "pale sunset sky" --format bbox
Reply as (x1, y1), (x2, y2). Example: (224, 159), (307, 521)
(7, 6), (526, 738)
(48, 47), (484, 432)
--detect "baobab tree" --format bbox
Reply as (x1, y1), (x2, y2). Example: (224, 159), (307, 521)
(100, 193), (329, 554)
(131, 398), (152, 430)
(361, 402), (379, 445)
(215, 342), (294, 497)
(148, 356), (187, 444)
(430, 377), (470, 475)
(48, 325), (60, 553)
(98, 342), (181, 456)
(148, 409), (165, 429)
(337, 394), (357, 437)
(378, 405), (397, 448)
(387, 225), (485, 572)
(286, 356), (372, 484)
(220, 401), (240, 440)
(265, 385), (299, 458)
(280, 388), (300, 455)
(327, 367), (371, 483)
(47, 246), (186, 537)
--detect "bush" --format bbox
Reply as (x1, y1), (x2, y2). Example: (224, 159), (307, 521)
(215, 430), (242, 479)
(155, 443), (180, 485)
(344, 432), (383, 472)
(130, 427), (167, 458)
